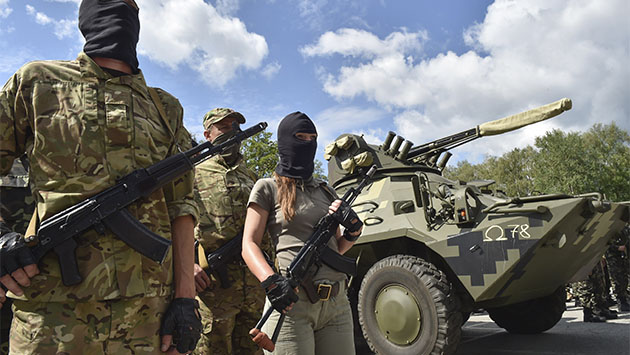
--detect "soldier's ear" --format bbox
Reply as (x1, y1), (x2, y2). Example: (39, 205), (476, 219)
(203, 130), (211, 141)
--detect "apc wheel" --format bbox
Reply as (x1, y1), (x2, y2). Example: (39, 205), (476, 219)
(358, 255), (461, 355)
(487, 287), (566, 334)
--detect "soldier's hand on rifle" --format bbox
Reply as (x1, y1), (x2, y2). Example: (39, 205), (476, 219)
(261, 273), (298, 313)
(193, 263), (212, 292)
(160, 297), (202, 354)
(329, 199), (363, 241)
(0, 232), (39, 296)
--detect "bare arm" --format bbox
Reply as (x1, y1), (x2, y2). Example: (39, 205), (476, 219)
(242, 203), (275, 282)
(170, 215), (196, 298)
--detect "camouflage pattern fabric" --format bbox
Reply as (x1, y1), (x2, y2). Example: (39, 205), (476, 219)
(605, 226), (629, 302)
(0, 157), (34, 355)
(10, 296), (168, 354)
(0, 52), (198, 303)
(193, 154), (269, 355)
(0, 158), (35, 233)
(573, 260), (608, 310)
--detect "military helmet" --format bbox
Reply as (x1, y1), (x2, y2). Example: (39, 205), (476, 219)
(203, 108), (246, 130)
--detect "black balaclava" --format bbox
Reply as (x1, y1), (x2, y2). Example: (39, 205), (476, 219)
(79, 0), (140, 74)
(275, 112), (317, 180)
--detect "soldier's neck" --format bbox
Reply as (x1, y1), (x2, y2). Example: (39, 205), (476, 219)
(92, 57), (133, 75)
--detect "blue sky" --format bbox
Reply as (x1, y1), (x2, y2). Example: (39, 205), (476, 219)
(1, 0), (628, 171)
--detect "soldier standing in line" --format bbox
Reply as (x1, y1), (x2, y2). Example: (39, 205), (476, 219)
(192, 108), (270, 355)
(573, 259), (618, 322)
(0, 1), (201, 353)
(605, 225), (630, 311)
(0, 156), (35, 355)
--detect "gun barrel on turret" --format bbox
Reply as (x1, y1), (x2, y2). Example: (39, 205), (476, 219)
(406, 98), (572, 161)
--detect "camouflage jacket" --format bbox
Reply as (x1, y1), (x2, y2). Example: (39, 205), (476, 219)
(194, 154), (270, 253)
(0, 52), (198, 302)
(0, 157), (35, 234)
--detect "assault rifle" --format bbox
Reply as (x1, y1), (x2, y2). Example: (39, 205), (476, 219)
(204, 232), (244, 289)
(25, 122), (267, 286)
(250, 165), (377, 351)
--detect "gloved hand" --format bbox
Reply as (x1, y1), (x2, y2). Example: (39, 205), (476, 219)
(160, 298), (202, 354)
(261, 274), (298, 313)
(333, 200), (363, 233)
(0, 232), (36, 277)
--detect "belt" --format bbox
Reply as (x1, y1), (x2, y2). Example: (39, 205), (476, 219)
(301, 279), (343, 304)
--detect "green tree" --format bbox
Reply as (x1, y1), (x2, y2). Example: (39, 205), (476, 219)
(580, 122), (630, 201)
(242, 131), (278, 178)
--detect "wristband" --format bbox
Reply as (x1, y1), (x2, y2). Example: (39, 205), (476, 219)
(342, 229), (360, 242)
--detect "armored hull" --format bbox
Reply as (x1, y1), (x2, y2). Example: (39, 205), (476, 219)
(324, 99), (629, 354)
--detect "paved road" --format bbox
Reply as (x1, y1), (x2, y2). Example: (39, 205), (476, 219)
(456, 303), (630, 355)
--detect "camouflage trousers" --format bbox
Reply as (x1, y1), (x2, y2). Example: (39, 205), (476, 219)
(573, 261), (607, 310)
(1, 299), (12, 355)
(10, 296), (168, 354)
(194, 263), (264, 355)
(605, 251), (629, 301)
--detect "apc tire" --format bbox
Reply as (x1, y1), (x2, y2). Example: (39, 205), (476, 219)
(487, 287), (566, 334)
(358, 255), (461, 355)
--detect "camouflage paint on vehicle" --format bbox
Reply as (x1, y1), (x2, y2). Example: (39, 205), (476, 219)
(324, 98), (629, 354)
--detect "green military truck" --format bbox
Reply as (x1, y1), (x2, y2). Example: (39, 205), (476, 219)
(324, 99), (629, 355)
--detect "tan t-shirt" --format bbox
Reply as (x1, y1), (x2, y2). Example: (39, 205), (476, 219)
(248, 177), (347, 283)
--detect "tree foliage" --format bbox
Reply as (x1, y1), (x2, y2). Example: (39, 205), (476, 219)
(242, 131), (278, 178)
(444, 122), (630, 201)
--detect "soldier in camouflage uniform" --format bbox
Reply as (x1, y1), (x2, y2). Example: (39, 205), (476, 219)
(0, 157), (35, 355)
(605, 225), (630, 311)
(0, 1), (201, 354)
(573, 259), (617, 322)
(193, 108), (269, 355)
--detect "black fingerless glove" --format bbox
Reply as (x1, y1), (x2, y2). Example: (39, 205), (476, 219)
(160, 298), (202, 353)
(261, 274), (298, 313)
(334, 200), (363, 233)
(0, 232), (36, 277)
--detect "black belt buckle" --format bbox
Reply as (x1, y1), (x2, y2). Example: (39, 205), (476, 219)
(317, 283), (333, 301)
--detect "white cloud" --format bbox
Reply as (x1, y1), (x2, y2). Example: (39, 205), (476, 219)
(25, 4), (78, 40)
(303, 0), (630, 159)
(137, 0), (268, 87)
(301, 28), (427, 59)
(0, 0), (12, 18)
(261, 61), (281, 79)
(0, 49), (36, 74)
(313, 105), (387, 147)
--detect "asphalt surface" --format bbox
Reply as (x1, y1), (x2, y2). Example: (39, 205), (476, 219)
(456, 303), (630, 355)
(354, 303), (629, 355)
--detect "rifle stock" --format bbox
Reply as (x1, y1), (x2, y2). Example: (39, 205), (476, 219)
(29, 122), (267, 286)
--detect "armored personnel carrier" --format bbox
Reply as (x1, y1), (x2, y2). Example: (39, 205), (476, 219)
(324, 99), (629, 355)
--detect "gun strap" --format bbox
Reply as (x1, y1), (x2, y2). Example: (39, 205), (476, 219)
(148, 87), (180, 153)
(197, 242), (209, 270)
(25, 205), (39, 242)
(319, 182), (338, 203)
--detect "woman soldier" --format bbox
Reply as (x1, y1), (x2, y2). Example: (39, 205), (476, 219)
(242, 112), (362, 354)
